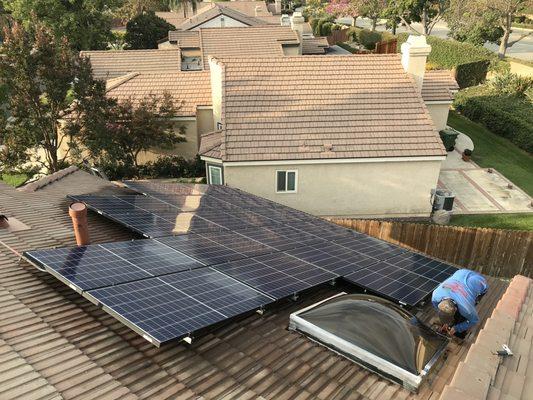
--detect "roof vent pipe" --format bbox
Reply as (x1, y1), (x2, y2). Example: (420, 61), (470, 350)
(69, 202), (90, 246)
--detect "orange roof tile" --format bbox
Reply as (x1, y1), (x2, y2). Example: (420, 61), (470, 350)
(179, 4), (269, 30)
(422, 70), (459, 102)
(302, 37), (329, 55)
(168, 30), (201, 47)
(106, 71), (212, 116)
(210, 55), (446, 162)
(81, 49), (181, 80)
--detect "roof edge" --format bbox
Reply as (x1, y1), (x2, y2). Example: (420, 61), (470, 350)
(18, 166), (79, 193)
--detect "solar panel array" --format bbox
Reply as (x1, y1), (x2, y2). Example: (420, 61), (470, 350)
(24, 181), (458, 346)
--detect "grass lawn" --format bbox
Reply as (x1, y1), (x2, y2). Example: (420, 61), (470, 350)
(450, 213), (533, 231)
(1, 173), (28, 187)
(447, 111), (533, 197)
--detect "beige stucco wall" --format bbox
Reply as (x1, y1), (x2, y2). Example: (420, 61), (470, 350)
(197, 108), (215, 135)
(282, 44), (301, 55)
(426, 103), (451, 131)
(223, 160), (443, 217)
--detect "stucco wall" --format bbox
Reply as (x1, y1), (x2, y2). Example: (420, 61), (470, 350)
(209, 59), (223, 129)
(223, 160), (443, 217)
(282, 44), (301, 55)
(197, 108), (214, 136)
(426, 103), (451, 131)
(191, 16), (249, 29)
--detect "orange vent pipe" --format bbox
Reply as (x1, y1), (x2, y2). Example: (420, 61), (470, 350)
(69, 202), (90, 246)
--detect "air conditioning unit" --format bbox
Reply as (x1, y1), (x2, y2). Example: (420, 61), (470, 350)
(432, 189), (455, 211)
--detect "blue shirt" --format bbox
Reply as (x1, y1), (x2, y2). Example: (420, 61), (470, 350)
(432, 269), (488, 333)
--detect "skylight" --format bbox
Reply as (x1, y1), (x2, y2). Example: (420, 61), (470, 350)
(289, 293), (449, 391)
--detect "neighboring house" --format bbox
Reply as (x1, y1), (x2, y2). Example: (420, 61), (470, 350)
(199, 36), (456, 218)
(157, 0), (281, 30)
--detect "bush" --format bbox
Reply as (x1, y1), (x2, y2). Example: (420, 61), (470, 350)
(490, 72), (533, 98)
(345, 27), (389, 50)
(454, 85), (533, 153)
(96, 155), (205, 180)
(455, 60), (491, 88)
(320, 21), (334, 36)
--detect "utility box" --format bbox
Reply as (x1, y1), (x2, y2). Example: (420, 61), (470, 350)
(432, 189), (455, 211)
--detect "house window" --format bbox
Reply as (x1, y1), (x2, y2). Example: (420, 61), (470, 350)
(276, 170), (297, 193)
(208, 165), (223, 185)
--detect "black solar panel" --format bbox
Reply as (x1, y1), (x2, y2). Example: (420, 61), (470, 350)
(25, 245), (152, 291)
(87, 268), (273, 345)
(213, 252), (336, 299)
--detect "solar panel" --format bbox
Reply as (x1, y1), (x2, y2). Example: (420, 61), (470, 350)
(25, 245), (152, 292)
(213, 252), (336, 299)
(87, 268), (274, 346)
(332, 235), (407, 260)
(343, 254), (457, 306)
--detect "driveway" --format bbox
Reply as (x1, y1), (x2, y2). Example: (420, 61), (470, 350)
(438, 131), (533, 214)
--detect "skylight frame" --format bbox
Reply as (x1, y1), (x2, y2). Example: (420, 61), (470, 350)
(288, 293), (449, 392)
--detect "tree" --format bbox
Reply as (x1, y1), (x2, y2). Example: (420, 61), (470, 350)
(446, 1), (503, 46)
(4, 0), (115, 50)
(326, 0), (360, 26)
(385, 0), (449, 35)
(0, 22), (110, 172)
(73, 94), (183, 169)
(169, 0), (198, 18)
(125, 11), (175, 49)
(359, 0), (387, 31)
(113, 0), (169, 22)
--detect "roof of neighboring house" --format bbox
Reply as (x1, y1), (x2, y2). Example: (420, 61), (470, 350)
(199, 26), (299, 70)
(168, 30), (201, 47)
(217, 0), (272, 17)
(440, 275), (533, 400)
(302, 37), (329, 55)
(179, 4), (269, 30)
(199, 130), (223, 158)
(105, 71), (212, 116)
(422, 70), (459, 102)
(0, 168), (511, 399)
(81, 49), (181, 80)
(155, 11), (188, 27)
(204, 55), (446, 162)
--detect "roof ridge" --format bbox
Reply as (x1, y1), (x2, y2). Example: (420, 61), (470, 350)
(105, 72), (140, 92)
(18, 166), (79, 193)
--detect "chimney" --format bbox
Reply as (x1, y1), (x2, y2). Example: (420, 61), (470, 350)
(401, 35), (431, 92)
(69, 202), (90, 246)
(274, 0), (282, 14)
(280, 14), (290, 27)
(290, 12), (305, 37)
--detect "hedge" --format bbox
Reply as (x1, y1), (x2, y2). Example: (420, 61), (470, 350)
(454, 86), (533, 153)
(397, 33), (495, 87)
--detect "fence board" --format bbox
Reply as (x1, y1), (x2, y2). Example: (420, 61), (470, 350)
(330, 219), (533, 278)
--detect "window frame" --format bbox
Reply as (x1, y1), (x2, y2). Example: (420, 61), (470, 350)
(275, 169), (298, 193)
(208, 164), (224, 185)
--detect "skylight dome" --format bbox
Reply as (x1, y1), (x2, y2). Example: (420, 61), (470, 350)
(289, 293), (449, 391)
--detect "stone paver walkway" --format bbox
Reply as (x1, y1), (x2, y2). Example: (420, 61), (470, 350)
(439, 130), (532, 214)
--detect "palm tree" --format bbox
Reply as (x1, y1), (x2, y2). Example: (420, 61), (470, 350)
(169, 0), (198, 18)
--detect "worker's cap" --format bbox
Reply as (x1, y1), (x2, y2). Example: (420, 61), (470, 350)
(437, 299), (456, 326)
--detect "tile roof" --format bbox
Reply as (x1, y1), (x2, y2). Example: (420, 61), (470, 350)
(440, 275), (533, 400)
(209, 55), (446, 162)
(199, 130), (222, 158)
(179, 4), (268, 31)
(168, 30), (201, 47)
(81, 49), (182, 80)
(422, 70), (459, 102)
(105, 71), (212, 116)
(0, 169), (510, 400)
(302, 37), (329, 55)
(155, 11), (187, 27)
(199, 26), (299, 70)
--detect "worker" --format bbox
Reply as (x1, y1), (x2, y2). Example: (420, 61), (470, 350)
(432, 269), (488, 339)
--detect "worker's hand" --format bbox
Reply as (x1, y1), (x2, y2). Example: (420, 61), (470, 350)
(448, 327), (456, 336)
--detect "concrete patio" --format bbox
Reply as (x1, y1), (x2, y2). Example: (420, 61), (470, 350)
(438, 130), (533, 214)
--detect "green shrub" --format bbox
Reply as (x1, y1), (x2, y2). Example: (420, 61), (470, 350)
(490, 72), (533, 98)
(454, 86), (533, 153)
(357, 29), (382, 50)
(320, 21), (334, 36)
(455, 60), (491, 88)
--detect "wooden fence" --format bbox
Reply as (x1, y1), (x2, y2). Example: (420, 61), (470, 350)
(330, 219), (533, 279)
(327, 29), (349, 45)
(374, 39), (397, 54)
